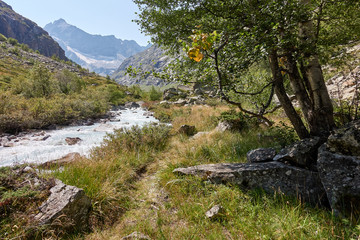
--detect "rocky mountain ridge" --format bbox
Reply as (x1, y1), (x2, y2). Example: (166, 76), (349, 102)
(44, 19), (148, 76)
(0, 0), (67, 60)
(112, 44), (173, 86)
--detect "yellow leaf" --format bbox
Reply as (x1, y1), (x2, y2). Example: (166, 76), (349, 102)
(188, 47), (204, 62)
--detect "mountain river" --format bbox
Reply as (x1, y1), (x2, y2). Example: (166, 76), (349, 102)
(0, 108), (159, 167)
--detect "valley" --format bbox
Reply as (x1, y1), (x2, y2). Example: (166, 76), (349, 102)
(0, 0), (360, 239)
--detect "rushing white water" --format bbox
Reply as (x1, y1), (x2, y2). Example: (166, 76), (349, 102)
(0, 108), (159, 167)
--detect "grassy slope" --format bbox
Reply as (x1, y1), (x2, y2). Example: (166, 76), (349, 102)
(51, 103), (359, 240)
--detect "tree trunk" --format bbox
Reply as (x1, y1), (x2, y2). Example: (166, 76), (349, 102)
(299, 0), (335, 136)
(269, 50), (310, 139)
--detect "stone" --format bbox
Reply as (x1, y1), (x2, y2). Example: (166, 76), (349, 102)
(173, 99), (187, 106)
(205, 205), (225, 219)
(41, 135), (51, 141)
(3, 142), (14, 147)
(247, 148), (276, 163)
(39, 153), (81, 169)
(163, 87), (178, 100)
(178, 125), (197, 136)
(327, 120), (360, 156)
(65, 137), (82, 145)
(191, 132), (209, 140)
(121, 232), (151, 240)
(318, 144), (360, 218)
(174, 162), (327, 206)
(125, 102), (141, 109)
(216, 120), (244, 132)
(273, 137), (322, 170)
(35, 179), (91, 231)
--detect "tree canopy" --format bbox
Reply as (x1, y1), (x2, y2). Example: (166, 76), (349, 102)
(134, 0), (360, 138)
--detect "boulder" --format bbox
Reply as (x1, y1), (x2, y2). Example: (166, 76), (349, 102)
(35, 179), (91, 231)
(327, 120), (360, 156)
(125, 102), (141, 109)
(318, 144), (360, 218)
(173, 99), (187, 106)
(174, 162), (327, 206)
(39, 152), (81, 169)
(273, 137), (322, 170)
(65, 137), (82, 145)
(247, 148), (276, 163)
(205, 205), (225, 220)
(178, 125), (197, 136)
(216, 120), (244, 132)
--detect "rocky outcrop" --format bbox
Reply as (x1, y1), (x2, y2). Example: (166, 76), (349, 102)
(0, 1), (67, 60)
(35, 179), (91, 231)
(273, 137), (322, 170)
(247, 148), (276, 163)
(318, 145), (360, 218)
(112, 44), (173, 86)
(174, 162), (327, 206)
(174, 120), (360, 218)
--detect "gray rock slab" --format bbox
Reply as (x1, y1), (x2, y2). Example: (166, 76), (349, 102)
(247, 148), (276, 163)
(174, 161), (327, 206)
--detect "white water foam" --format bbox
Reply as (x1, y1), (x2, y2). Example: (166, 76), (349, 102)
(0, 108), (158, 167)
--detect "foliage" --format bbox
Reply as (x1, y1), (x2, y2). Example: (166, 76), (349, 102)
(148, 86), (162, 101)
(262, 122), (299, 148)
(134, 0), (360, 137)
(54, 69), (84, 94)
(0, 33), (7, 42)
(7, 37), (18, 46)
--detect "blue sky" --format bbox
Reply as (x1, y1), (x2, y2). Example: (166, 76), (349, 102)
(4, 0), (151, 46)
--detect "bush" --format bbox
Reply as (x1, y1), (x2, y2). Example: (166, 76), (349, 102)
(0, 33), (7, 42)
(20, 43), (30, 52)
(149, 86), (162, 101)
(261, 122), (298, 148)
(7, 38), (18, 46)
(54, 69), (84, 94)
(218, 109), (258, 131)
(8, 47), (20, 56)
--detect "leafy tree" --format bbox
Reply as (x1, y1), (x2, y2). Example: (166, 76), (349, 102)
(54, 69), (84, 94)
(134, 0), (360, 138)
(29, 66), (53, 98)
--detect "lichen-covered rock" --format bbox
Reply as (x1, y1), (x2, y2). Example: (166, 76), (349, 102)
(273, 137), (322, 170)
(247, 148), (276, 163)
(216, 120), (244, 132)
(174, 162), (327, 206)
(205, 205), (225, 219)
(327, 120), (360, 156)
(318, 144), (360, 218)
(178, 125), (197, 136)
(35, 179), (91, 231)
(121, 232), (151, 240)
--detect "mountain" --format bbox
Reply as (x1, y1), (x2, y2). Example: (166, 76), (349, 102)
(112, 45), (173, 86)
(44, 19), (148, 76)
(0, 1), (67, 60)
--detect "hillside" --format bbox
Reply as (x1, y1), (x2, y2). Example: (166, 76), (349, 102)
(112, 44), (173, 86)
(44, 19), (149, 76)
(0, 0), (67, 60)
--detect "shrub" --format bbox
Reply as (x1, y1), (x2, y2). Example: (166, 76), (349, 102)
(8, 47), (20, 56)
(20, 43), (30, 52)
(218, 109), (258, 131)
(0, 33), (7, 42)
(54, 69), (84, 94)
(149, 86), (162, 101)
(7, 37), (18, 46)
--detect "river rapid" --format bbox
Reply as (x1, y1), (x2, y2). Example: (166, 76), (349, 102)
(0, 108), (159, 167)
